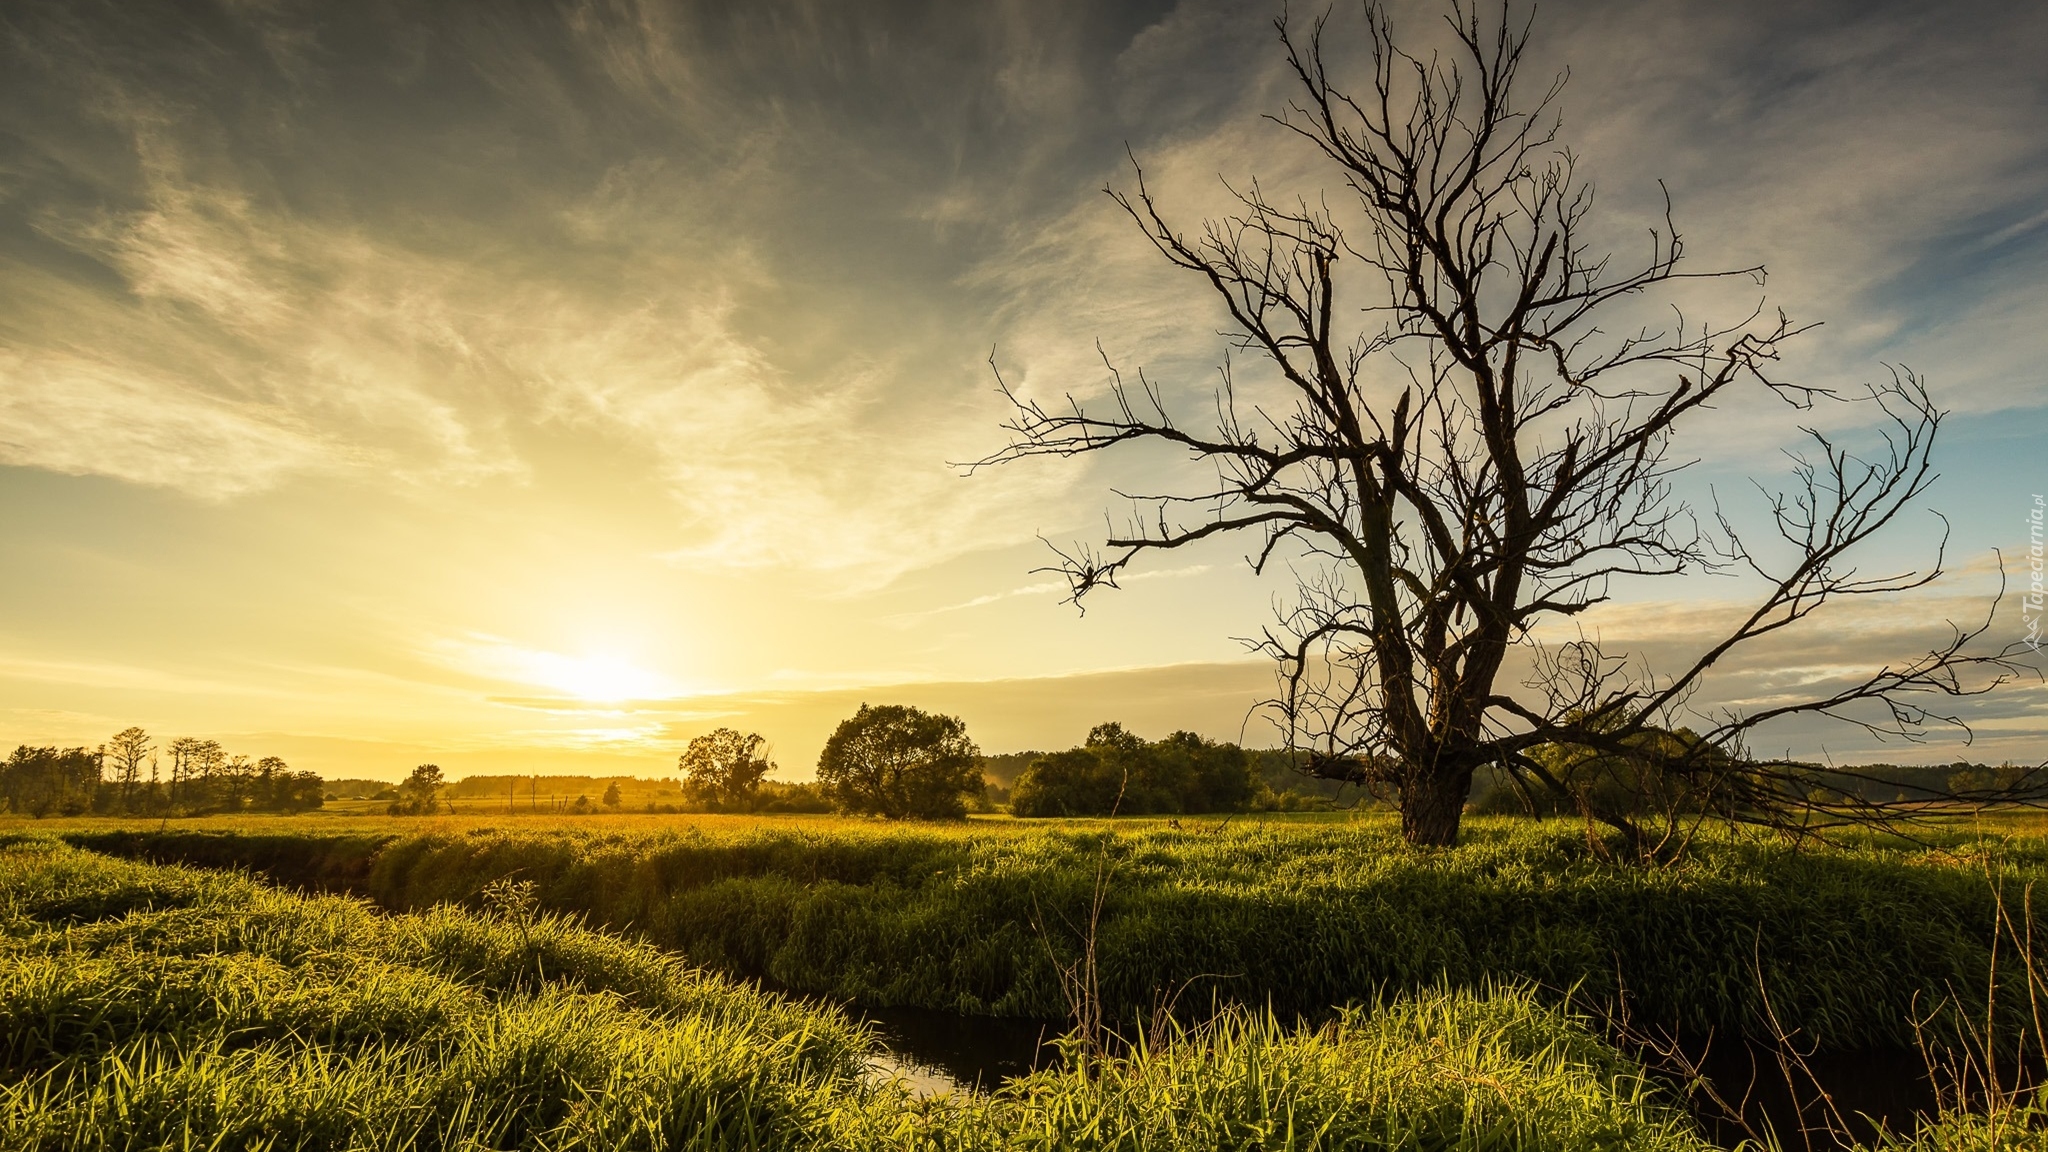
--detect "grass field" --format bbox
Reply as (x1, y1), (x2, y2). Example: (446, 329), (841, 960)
(31, 809), (2048, 1055)
(6, 818), (2046, 1148)
(0, 836), (1743, 1151)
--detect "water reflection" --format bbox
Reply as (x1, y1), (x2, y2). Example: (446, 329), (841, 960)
(857, 1005), (1061, 1095)
(863, 1052), (967, 1099)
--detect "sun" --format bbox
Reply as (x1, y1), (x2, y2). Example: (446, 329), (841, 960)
(537, 652), (670, 703)
(435, 634), (681, 705)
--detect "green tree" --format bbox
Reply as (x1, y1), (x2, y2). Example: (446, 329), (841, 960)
(602, 780), (623, 810)
(252, 756), (323, 813)
(1, 745), (100, 817)
(220, 754), (256, 811)
(677, 728), (775, 811)
(391, 763), (444, 816)
(1009, 747), (1121, 817)
(1010, 724), (1261, 816)
(817, 704), (981, 819)
(1154, 730), (1259, 812)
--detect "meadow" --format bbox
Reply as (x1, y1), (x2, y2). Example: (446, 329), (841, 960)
(48, 811), (2048, 1050)
(7, 811), (2048, 1148)
(0, 835), (1727, 1151)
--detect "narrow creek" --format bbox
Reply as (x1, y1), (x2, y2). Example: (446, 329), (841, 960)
(856, 1005), (1060, 1096)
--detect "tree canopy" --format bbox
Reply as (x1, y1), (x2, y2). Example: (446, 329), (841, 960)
(677, 728), (775, 811)
(390, 764), (445, 816)
(1010, 724), (1261, 817)
(817, 704), (982, 820)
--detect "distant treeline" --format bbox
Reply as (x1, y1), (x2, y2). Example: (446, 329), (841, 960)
(444, 775), (680, 807)
(2, 727), (321, 818)
(323, 778), (399, 801)
(1824, 761), (2043, 802)
(1003, 724), (1350, 817)
(1466, 753), (2043, 818)
(441, 774), (832, 815)
(18, 720), (2009, 824)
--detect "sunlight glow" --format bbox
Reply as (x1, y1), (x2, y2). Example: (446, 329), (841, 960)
(438, 635), (679, 704)
(527, 652), (672, 703)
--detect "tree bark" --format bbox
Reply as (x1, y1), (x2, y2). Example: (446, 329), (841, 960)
(1400, 765), (1473, 848)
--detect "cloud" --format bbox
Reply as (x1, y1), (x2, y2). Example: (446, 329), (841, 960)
(0, 651), (294, 699)
(0, 2), (1060, 580)
(973, 0), (2048, 491)
(3, 141), (522, 494)
(0, 343), (330, 499)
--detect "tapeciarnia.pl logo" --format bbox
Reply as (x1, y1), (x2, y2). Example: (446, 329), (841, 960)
(2027, 494), (2044, 652)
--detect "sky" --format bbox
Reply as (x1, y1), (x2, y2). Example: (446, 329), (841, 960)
(1, 0), (2044, 781)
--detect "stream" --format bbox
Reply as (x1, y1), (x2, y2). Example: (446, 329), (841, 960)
(858, 1006), (1061, 1096)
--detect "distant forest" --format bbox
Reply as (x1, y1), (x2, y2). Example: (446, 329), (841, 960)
(5, 725), (2025, 821)
(340, 773), (830, 815)
(3, 727), (321, 818)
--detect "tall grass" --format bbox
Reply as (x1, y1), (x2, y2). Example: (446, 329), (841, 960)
(937, 987), (1710, 1152)
(69, 817), (2048, 1051)
(0, 838), (867, 1150)
(827, 988), (1723, 1152)
(0, 837), (1728, 1151)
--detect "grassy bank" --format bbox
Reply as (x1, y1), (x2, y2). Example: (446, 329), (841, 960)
(56, 814), (2048, 1051)
(0, 836), (1728, 1151)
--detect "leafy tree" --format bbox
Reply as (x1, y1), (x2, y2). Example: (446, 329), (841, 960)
(1154, 730), (1261, 812)
(602, 780), (623, 810)
(390, 763), (445, 816)
(677, 728), (775, 811)
(0, 746), (100, 817)
(220, 754), (256, 811)
(1010, 724), (1261, 817)
(1010, 747), (1123, 818)
(817, 704), (981, 819)
(981, 2), (2026, 847)
(252, 756), (323, 812)
(275, 771), (325, 812)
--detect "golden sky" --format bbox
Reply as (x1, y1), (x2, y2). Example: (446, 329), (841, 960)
(2, 0), (2044, 780)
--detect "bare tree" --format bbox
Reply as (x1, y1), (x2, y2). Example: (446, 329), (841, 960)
(980, 2), (2031, 847)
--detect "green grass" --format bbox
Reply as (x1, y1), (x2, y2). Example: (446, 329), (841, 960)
(54, 814), (2048, 1053)
(0, 837), (871, 1150)
(0, 837), (1726, 1151)
(940, 990), (1710, 1152)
